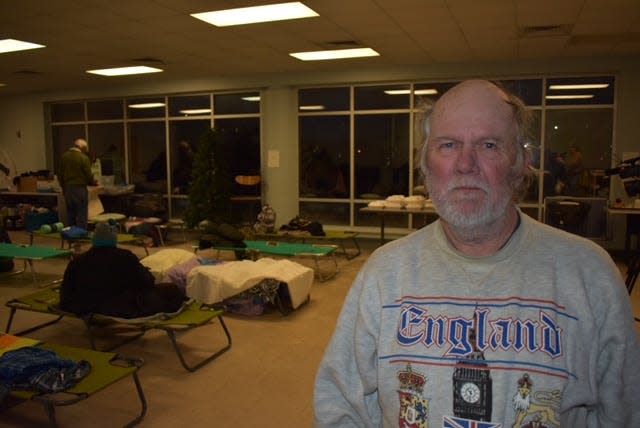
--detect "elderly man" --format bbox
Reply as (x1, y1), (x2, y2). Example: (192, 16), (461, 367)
(58, 138), (95, 230)
(314, 80), (640, 427)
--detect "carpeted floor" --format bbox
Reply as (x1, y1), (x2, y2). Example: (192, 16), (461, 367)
(0, 229), (637, 427)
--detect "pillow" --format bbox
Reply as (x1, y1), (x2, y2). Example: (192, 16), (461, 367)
(140, 248), (197, 282)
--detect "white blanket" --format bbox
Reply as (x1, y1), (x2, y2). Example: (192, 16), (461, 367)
(140, 248), (197, 282)
(186, 258), (314, 309)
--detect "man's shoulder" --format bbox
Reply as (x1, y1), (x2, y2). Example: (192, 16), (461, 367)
(369, 224), (436, 261)
(523, 214), (606, 255)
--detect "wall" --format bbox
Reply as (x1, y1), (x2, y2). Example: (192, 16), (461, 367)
(0, 96), (47, 175)
(1, 55), (639, 246)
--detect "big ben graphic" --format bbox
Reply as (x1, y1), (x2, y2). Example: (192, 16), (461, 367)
(452, 311), (493, 421)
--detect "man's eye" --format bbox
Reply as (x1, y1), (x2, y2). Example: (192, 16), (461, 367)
(440, 142), (455, 150)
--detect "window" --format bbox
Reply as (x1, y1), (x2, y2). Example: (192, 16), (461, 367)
(169, 119), (210, 194)
(299, 76), (616, 235)
(87, 100), (124, 120)
(88, 123), (125, 184)
(299, 115), (349, 198)
(49, 90), (261, 220)
(128, 121), (167, 194)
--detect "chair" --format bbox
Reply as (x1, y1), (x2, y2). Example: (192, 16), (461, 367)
(545, 199), (590, 235)
(2, 338), (146, 427)
(5, 287), (232, 372)
(235, 175), (261, 187)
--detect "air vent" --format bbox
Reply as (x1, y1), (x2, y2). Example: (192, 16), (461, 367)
(13, 70), (42, 75)
(518, 24), (572, 38)
(324, 40), (362, 48)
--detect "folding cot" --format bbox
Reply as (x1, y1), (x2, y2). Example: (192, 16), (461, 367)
(1, 335), (146, 427)
(0, 242), (72, 286)
(254, 230), (361, 260)
(198, 240), (339, 281)
(30, 231), (151, 256)
(5, 286), (232, 372)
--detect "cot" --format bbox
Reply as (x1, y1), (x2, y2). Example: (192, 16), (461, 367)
(198, 240), (339, 281)
(30, 231), (150, 256)
(0, 242), (72, 286)
(5, 286), (232, 372)
(1, 336), (146, 427)
(254, 230), (361, 260)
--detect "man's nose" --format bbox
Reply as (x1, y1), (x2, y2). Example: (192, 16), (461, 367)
(455, 145), (478, 173)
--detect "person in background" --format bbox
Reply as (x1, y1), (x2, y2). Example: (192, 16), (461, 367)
(563, 144), (584, 195)
(60, 222), (186, 318)
(173, 140), (194, 194)
(58, 138), (96, 230)
(314, 80), (640, 427)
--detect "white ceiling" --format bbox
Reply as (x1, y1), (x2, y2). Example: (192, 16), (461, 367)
(1, 0), (639, 96)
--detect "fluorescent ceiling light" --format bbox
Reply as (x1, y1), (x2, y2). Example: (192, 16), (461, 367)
(128, 103), (166, 109)
(549, 84), (609, 90)
(87, 66), (163, 76)
(191, 2), (318, 27)
(299, 105), (325, 111)
(545, 95), (594, 100)
(179, 109), (211, 115)
(384, 89), (438, 95)
(0, 38), (45, 54)
(242, 96), (261, 102)
(290, 47), (379, 61)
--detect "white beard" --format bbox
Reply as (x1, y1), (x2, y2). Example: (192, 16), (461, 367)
(425, 174), (513, 237)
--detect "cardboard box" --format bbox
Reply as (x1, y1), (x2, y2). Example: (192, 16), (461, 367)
(17, 176), (38, 193)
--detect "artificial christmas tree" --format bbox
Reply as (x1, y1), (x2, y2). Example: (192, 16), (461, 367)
(183, 128), (232, 228)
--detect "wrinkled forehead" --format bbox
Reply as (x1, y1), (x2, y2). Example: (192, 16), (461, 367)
(430, 81), (517, 139)
(434, 81), (511, 119)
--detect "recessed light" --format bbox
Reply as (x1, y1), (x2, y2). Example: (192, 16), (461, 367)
(545, 95), (594, 100)
(0, 39), (45, 54)
(549, 84), (609, 90)
(384, 89), (438, 95)
(290, 47), (379, 61)
(179, 109), (211, 115)
(299, 105), (325, 111)
(192, 2), (318, 27)
(87, 66), (163, 76)
(128, 103), (166, 109)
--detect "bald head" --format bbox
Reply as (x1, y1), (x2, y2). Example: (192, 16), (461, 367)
(74, 138), (89, 152)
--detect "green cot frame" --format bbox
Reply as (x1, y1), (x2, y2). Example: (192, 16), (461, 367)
(0, 242), (72, 287)
(29, 231), (151, 256)
(5, 287), (232, 372)
(253, 230), (361, 260)
(3, 341), (146, 428)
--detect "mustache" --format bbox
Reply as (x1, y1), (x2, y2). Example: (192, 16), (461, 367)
(442, 180), (490, 193)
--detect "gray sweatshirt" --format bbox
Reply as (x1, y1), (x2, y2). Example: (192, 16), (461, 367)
(314, 213), (640, 427)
